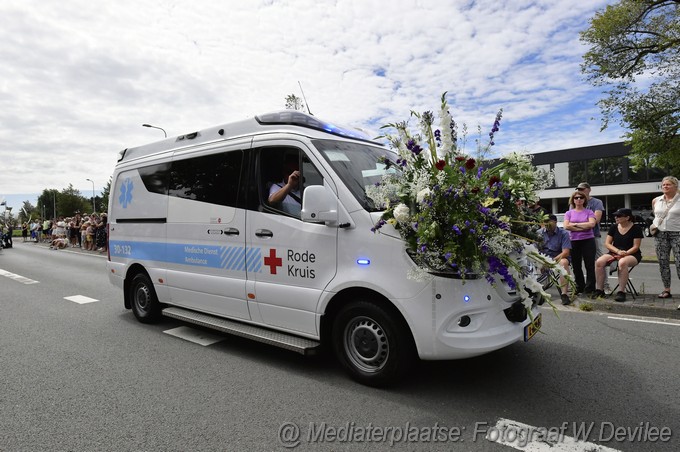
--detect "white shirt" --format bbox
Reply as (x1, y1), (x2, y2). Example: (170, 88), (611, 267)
(653, 194), (680, 232)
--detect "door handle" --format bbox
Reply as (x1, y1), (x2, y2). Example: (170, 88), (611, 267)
(255, 229), (273, 238)
(223, 228), (240, 236)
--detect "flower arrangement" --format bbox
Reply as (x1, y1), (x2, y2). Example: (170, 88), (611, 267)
(367, 93), (567, 307)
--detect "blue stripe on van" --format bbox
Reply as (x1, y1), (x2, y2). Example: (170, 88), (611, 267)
(109, 240), (261, 272)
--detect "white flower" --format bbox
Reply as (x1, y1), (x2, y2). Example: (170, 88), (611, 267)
(416, 187), (432, 204)
(393, 203), (410, 223)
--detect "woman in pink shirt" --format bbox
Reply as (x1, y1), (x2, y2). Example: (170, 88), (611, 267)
(564, 191), (597, 295)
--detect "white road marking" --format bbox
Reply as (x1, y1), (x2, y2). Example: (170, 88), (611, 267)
(163, 326), (225, 346)
(64, 295), (99, 304)
(0, 268), (39, 284)
(607, 316), (680, 327)
(484, 418), (621, 451)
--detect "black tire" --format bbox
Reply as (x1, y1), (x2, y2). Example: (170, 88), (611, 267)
(129, 273), (162, 323)
(332, 300), (415, 387)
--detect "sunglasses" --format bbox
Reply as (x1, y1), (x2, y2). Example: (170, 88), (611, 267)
(573, 196), (585, 200)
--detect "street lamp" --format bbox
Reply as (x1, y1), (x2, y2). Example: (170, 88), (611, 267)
(142, 123), (167, 138)
(86, 178), (96, 213)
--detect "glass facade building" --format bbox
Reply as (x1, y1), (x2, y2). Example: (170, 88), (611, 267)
(533, 142), (667, 221)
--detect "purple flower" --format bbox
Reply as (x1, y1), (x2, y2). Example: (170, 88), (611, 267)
(406, 139), (423, 155)
(452, 225), (462, 235)
(370, 219), (387, 233)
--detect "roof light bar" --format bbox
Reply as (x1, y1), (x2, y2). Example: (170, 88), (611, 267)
(256, 111), (372, 142)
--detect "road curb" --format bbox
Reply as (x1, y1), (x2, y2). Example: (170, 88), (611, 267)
(577, 297), (680, 320)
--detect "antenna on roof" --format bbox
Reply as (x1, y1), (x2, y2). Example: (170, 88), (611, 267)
(298, 81), (313, 116)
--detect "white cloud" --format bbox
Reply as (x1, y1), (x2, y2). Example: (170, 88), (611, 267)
(0, 0), (621, 205)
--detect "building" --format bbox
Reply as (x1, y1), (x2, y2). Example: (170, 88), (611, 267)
(534, 142), (666, 219)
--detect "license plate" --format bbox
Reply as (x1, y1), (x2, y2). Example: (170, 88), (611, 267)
(524, 313), (542, 342)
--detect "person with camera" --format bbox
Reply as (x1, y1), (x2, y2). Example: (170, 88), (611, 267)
(268, 155), (302, 216)
(651, 176), (680, 302)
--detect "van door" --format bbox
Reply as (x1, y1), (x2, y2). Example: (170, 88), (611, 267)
(164, 142), (251, 320)
(245, 142), (338, 335)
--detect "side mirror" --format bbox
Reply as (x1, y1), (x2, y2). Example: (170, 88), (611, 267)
(301, 185), (337, 223)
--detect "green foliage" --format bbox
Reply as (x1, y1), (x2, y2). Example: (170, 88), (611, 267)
(99, 176), (112, 214)
(581, 0), (680, 172)
(578, 301), (594, 312)
(36, 186), (92, 219)
(284, 94), (305, 111)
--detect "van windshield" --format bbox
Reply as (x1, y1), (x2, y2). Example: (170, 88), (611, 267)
(313, 139), (400, 212)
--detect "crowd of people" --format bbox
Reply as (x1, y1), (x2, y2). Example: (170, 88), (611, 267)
(539, 176), (680, 309)
(19, 213), (108, 253)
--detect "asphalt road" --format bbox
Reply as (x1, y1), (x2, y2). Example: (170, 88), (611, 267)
(1, 243), (679, 451)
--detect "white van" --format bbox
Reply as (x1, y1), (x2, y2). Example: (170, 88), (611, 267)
(107, 110), (541, 386)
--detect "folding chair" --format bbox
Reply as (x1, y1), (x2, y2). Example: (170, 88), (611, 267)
(608, 260), (638, 299)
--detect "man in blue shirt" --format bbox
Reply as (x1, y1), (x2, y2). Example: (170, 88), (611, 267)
(540, 214), (573, 305)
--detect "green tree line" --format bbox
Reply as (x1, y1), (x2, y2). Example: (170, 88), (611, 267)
(8, 178), (111, 225)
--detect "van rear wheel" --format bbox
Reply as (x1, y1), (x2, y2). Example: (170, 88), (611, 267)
(332, 300), (414, 386)
(129, 273), (162, 323)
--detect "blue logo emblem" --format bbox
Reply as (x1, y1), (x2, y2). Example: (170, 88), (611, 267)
(119, 178), (134, 208)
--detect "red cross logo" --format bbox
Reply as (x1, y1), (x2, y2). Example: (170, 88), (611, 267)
(264, 248), (283, 274)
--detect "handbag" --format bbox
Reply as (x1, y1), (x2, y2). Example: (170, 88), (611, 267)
(651, 193), (679, 236)
(649, 224), (659, 236)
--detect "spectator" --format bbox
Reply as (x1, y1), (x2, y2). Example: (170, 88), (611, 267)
(651, 176), (680, 302)
(74, 213), (82, 248)
(540, 214), (572, 305)
(576, 182), (605, 259)
(564, 191), (597, 295)
(95, 213), (107, 253)
(50, 237), (69, 250)
(81, 221), (91, 251)
(30, 219), (39, 242)
(593, 208), (643, 302)
(21, 222), (28, 242)
(7, 223), (13, 248)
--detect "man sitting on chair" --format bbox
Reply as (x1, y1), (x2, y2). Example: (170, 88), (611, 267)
(592, 208), (643, 302)
(540, 214), (572, 305)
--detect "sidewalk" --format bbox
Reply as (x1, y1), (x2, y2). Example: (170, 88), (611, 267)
(18, 239), (107, 257)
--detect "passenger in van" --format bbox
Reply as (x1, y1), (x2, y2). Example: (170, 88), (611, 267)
(268, 156), (302, 216)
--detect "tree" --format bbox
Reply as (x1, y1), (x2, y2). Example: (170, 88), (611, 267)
(18, 200), (38, 223)
(581, 0), (680, 172)
(36, 186), (90, 218)
(285, 94), (305, 111)
(60, 184), (91, 216)
(99, 176), (112, 214)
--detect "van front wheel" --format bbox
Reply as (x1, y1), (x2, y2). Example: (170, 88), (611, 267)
(129, 273), (162, 323)
(332, 300), (414, 386)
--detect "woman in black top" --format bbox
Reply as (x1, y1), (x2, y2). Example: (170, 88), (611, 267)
(592, 208), (643, 301)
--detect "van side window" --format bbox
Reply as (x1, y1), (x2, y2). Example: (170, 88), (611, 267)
(258, 147), (323, 218)
(169, 151), (243, 207)
(139, 162), (170, 195)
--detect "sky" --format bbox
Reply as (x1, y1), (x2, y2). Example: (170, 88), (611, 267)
(0, 0), (625, 210)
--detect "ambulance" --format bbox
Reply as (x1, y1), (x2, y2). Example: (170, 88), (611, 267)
(107, 110), (541, 386)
